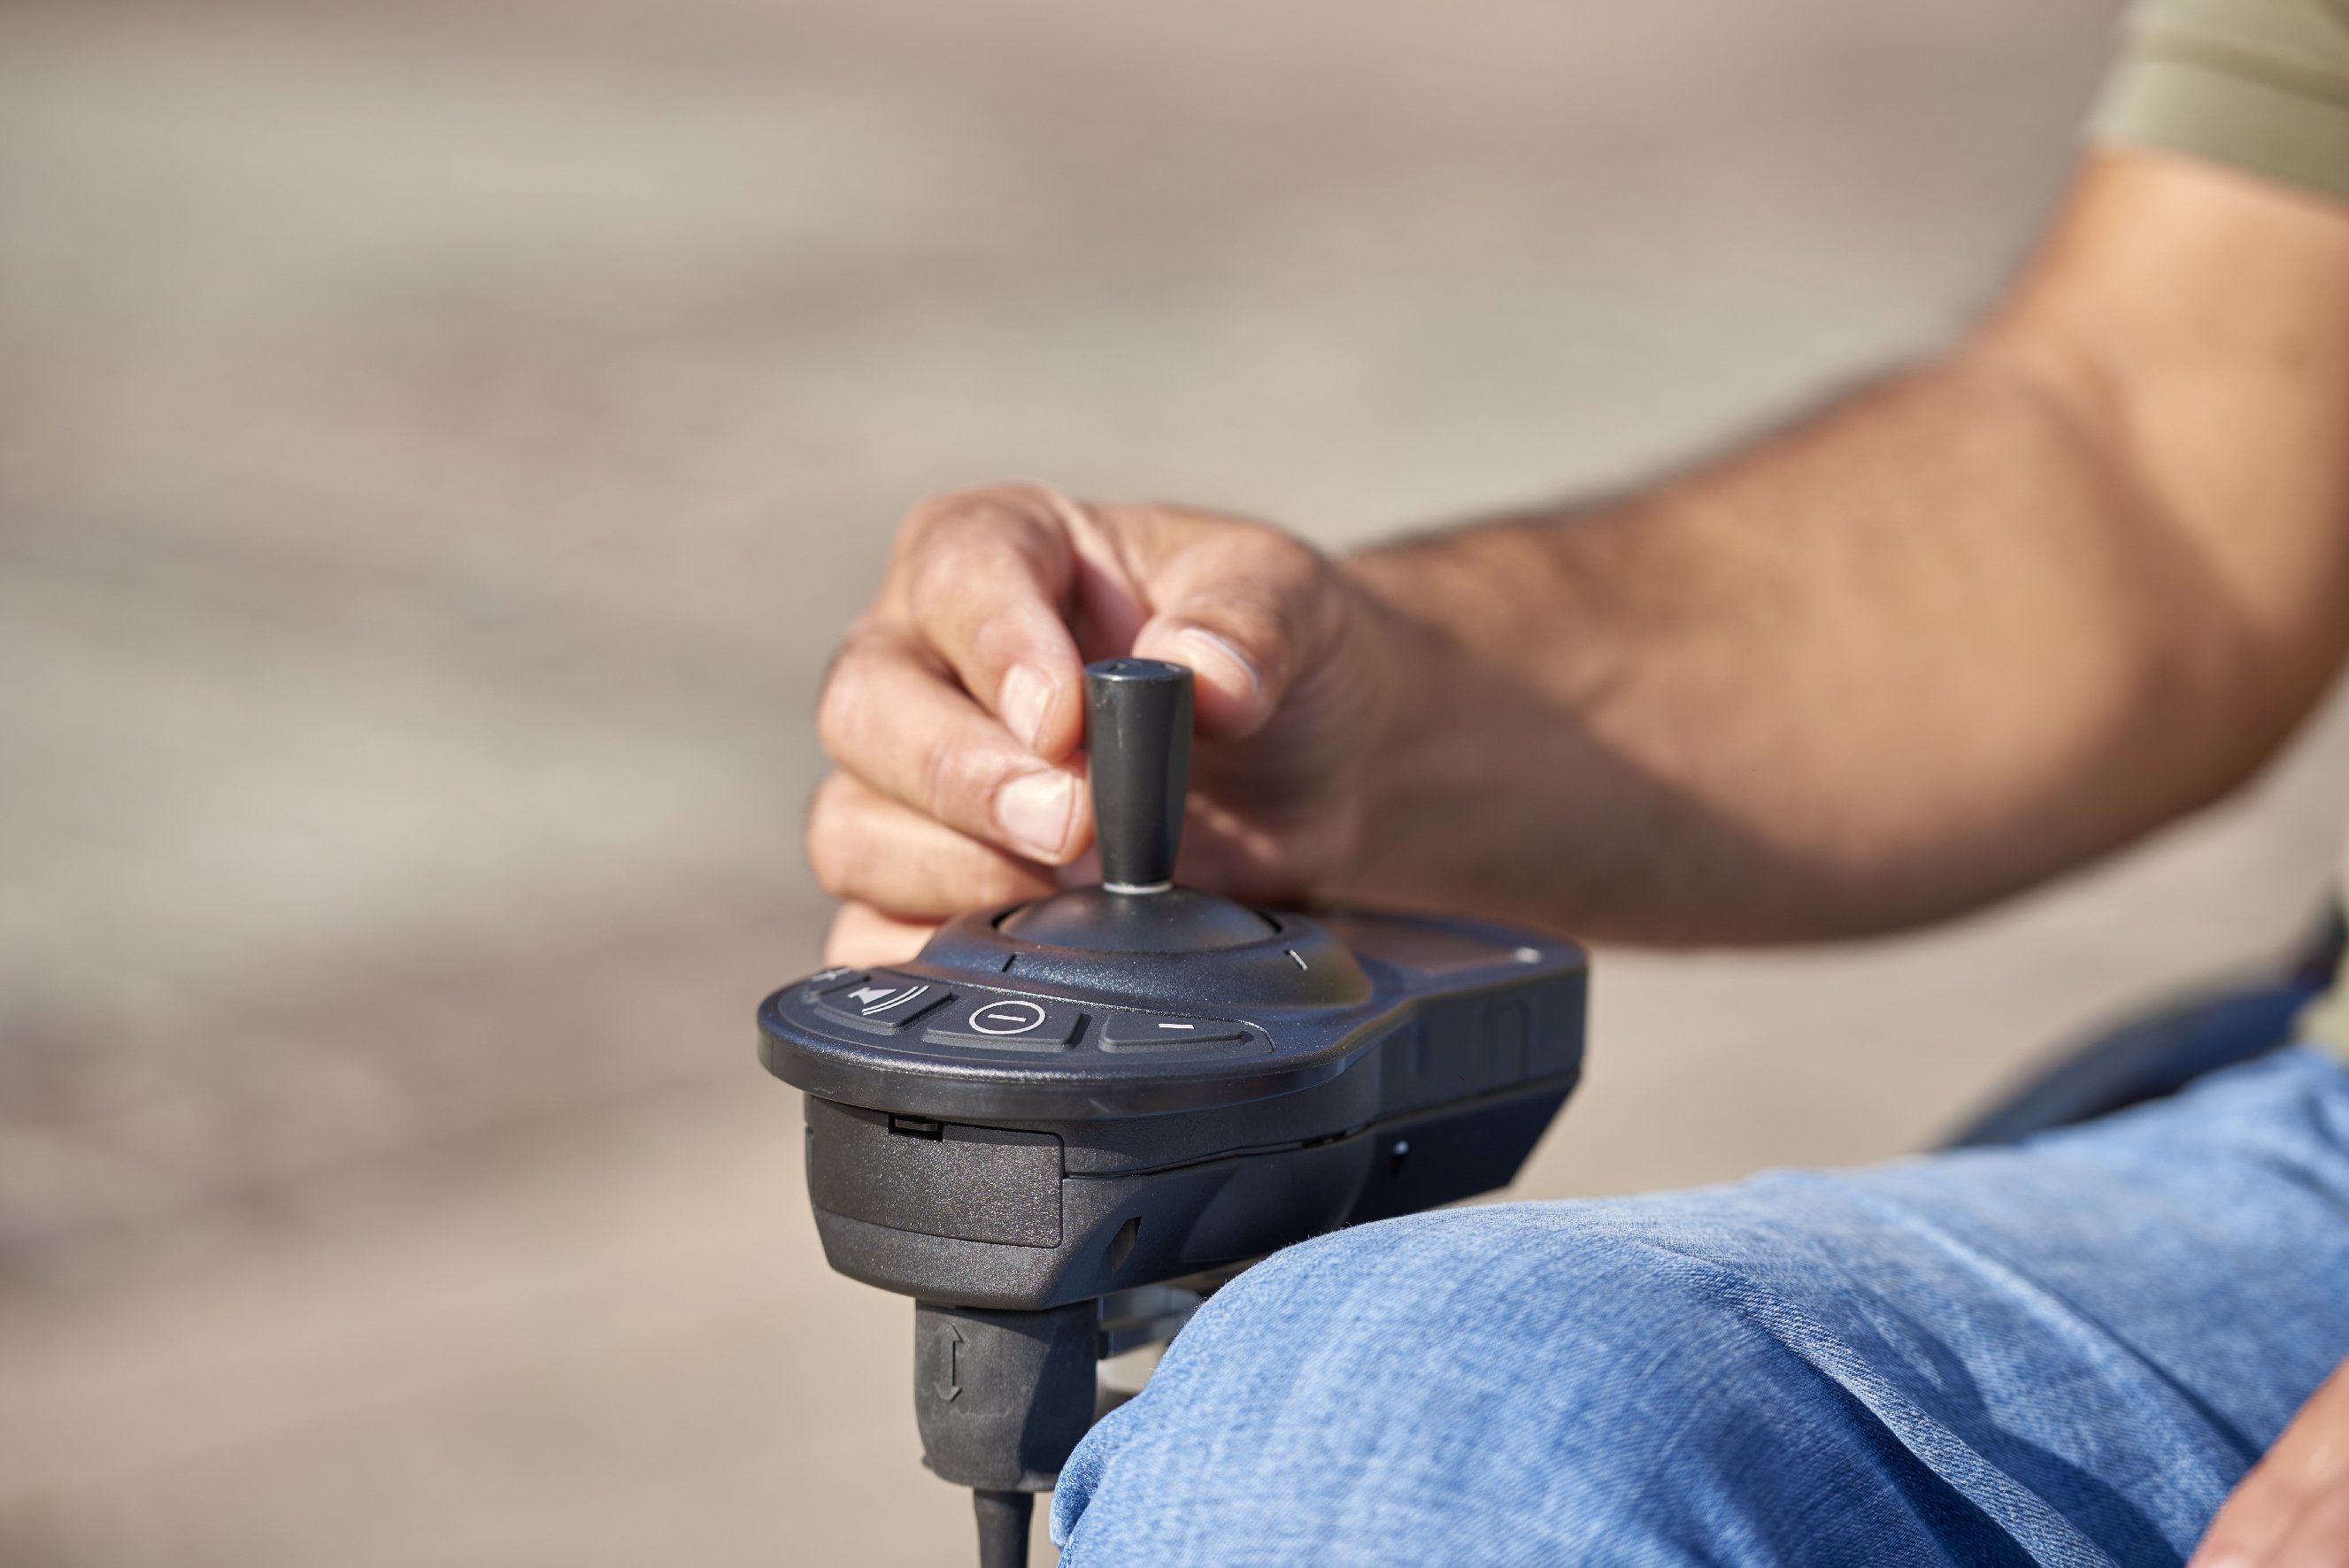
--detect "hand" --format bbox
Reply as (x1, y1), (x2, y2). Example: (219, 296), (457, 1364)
(808, 483), (1395, 966)
(2191, 1356), (2349, 1567)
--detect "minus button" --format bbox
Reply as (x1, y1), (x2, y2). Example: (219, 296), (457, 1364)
(1097, 1013), (1249, 1049)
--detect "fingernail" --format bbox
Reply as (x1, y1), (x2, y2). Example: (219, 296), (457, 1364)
(999, 664), (1053, 752)
(996, 770), (1076, 859)
(1175, 626), (1261, 697)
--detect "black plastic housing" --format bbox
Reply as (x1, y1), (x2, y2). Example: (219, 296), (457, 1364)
(915, 1300), (1097, 1491)
(760, 907), (1586, 1311)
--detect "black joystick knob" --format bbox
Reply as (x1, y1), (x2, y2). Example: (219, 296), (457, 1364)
(995, 657), (1278, 954)
(1086, 657), (1191, 895)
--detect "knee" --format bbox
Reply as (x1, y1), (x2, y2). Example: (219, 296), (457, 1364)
(1052, 1203), (1814, 1560)
(1166, 1202), (1758, 1408)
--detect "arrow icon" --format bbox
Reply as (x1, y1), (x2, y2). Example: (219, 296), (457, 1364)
(934, 1321), (963, 1402)
(849, 983), (929, 1016)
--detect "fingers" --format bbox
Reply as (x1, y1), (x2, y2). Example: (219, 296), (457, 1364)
(814, 483), (1366, 922)
(818, 626), (1091, 864)
(890, 486), (1096, 761)
(2193, 1449), (2298, 1565)
(808, 771), (1059, 919)
(2191, 1361), (2349, 1567)
(822, 903), (936, 968)
(2264, 1484), (2349, 1568)
(1123, 514), (1342, 742)
(866, 485), (1347, 760)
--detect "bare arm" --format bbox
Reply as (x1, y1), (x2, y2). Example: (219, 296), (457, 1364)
(809, 150), (2349, 962)
(1339, 150), (2349, 942)
(802, 148), (2349, 1564)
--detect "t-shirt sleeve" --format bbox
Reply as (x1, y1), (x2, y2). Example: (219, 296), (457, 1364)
(2093, 0), (2349, 204)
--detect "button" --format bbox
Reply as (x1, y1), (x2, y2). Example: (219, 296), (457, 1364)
(1097, 1013), (1249, 1050)
(800, 966), (865, 1000)
(924, 995), (1086, 1049)
(814, 976), (953, 1033)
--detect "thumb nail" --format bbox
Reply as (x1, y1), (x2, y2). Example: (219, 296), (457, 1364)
(1174, 626), (1262, 698)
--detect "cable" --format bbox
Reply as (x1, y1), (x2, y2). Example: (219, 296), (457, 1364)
(973, 1488), (1032, 1568)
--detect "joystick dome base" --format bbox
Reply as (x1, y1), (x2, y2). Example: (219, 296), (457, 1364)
(999, 886), (1276, 953)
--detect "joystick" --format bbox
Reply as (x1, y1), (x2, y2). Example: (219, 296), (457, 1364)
(759, 658), (1587, 1566)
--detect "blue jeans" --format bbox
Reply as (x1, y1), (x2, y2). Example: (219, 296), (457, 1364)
(1051, 1048), (2349, 1566)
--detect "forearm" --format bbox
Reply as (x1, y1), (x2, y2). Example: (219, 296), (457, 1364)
(1333, 157), (2349, 942)
(1336, 355), (2238, 939)
(807, 155), (2349, 965)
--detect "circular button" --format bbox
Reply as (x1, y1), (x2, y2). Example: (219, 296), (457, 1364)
(966, 999), (1047, 1036)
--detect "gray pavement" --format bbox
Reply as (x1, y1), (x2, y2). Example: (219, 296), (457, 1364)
(6, 0), (2345, 1563)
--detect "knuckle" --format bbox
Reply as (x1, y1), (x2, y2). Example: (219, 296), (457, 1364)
(897, 483), (1033, 558)
(1252, 526), (1331, 596)
(813, 661), (862, 762)
(896, 486), (982, 548)
(919, 726), (997, 830)
(814, 627), (888, 761)
(902, 534), (979, 623)
(808, 843), (855, 901)
(1248, 533), (1341, 653)
(964, 611), (1037, 684)
(804, 779), (861, 896)
(1175, 524), (1328, 623)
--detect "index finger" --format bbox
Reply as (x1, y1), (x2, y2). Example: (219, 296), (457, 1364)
(816, 626), (1091, 864)
(883, 485), (1105, 762)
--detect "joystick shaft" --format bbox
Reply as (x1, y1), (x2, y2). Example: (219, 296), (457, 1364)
(1084, 658), (1191, 895)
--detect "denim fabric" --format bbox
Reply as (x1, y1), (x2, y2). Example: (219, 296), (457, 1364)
(1052, 1048), (2349, 1566)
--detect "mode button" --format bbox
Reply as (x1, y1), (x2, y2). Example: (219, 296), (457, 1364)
(924, 995), (1086, 1050)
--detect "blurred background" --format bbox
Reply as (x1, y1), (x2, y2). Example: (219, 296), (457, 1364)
(4, 0), (2346, 1563)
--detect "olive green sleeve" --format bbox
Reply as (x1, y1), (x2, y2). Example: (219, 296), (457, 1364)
(2093, 0), (2349, 205)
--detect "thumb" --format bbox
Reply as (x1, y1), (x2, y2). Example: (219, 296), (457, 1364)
(1127, 525), (1338, 742)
